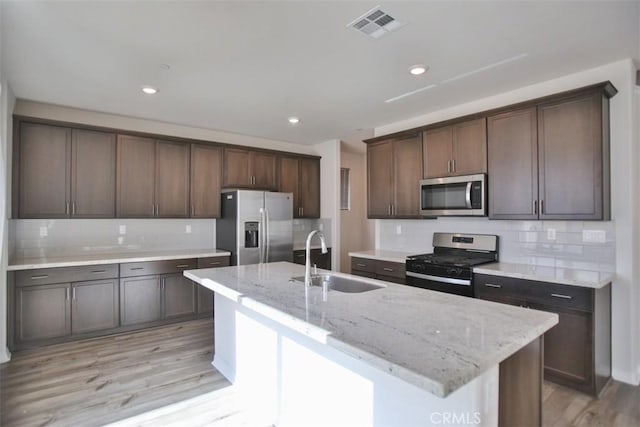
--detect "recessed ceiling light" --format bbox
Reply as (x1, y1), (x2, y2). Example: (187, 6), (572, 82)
(409, 65), (428, 75)
(141, 86), (158, 95)
(288, 117), (300, 125)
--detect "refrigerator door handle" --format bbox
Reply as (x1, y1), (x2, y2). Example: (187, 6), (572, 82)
(259, 207), (266, 263)
(264, 208), (270, 262)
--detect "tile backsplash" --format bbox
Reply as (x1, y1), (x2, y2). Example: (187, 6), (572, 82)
(377, 218), (615, 272)
(9, 219), (216, 259)
(293, 218), (332, 249)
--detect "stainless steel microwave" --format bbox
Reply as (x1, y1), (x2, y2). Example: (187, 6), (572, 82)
(420, 174), (487, 216)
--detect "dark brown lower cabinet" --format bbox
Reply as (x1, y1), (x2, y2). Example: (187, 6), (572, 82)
(350, 257), (405, 284)
(475, 274), (611, 396)
(15, 279), (119, 345)
(292, 248), (332, 270)
(10, 255), (230, 351)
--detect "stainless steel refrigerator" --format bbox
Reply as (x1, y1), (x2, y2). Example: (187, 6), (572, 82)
(216, 190), (293, 265)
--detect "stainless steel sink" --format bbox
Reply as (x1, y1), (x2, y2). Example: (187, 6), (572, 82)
(290, 274), (384, 293)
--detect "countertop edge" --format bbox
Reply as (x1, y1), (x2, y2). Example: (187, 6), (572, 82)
(473, 263), (614, 289)
(8, 250), (232, 271)
(348, 251), (410, 264)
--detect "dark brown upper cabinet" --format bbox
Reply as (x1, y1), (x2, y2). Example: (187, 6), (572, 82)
(16, 123), (116, 219)
(223, 147), (277, 190)
(190, 143), (223, 218)
(117, 137), (190, 218)
(423, 118), (487, 178)
(367, 134), (423, 219)
(278, 156), (320, 218)
(488, 83), (615, 220)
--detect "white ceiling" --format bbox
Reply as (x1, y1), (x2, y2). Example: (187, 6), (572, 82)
(1, 1), (638, 146)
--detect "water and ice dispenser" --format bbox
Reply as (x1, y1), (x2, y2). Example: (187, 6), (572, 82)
(244, 221), (259, 248)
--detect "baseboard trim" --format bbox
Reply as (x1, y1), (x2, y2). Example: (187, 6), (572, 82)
(0, 346), (12, 364)
(612, 367), (640, 386)
(212, 356), (235, 383)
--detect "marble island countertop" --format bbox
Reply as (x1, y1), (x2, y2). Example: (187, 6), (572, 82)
(8, 248), (231, 271)
(185, 262), (558, 398)
(473, 262), (614, 289)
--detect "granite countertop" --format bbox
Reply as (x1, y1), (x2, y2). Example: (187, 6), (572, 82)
(473, 262), (614, 289)
(185, 262), (558, 398)
(8, 249), (232, 271)
(348, 249), (414, 264)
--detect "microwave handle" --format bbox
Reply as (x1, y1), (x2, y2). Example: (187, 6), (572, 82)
(465, 182), (472, 208)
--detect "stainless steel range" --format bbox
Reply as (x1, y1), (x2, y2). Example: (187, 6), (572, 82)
(405, 233), (499, 297)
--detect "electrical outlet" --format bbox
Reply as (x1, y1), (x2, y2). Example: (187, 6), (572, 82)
(186, 225), (192, 234)
(396, 225), (402, 235)
(582, 230), (606, 243)
(119, 225), (126, 235)
(546, 228), (556, 240)
(39, 226), (48, 237)
(118, 236), (124, 245)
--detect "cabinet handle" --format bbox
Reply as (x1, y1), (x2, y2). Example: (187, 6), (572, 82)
(152, 204), (155, 216)
(550, 293), (573, 300)
(447, 160), (451, 173)
(300, 207), (304, 216)
(296, 254), (305, 258)
(540, 200), (544, 215)
(484, 283), (502, 288)
(388, 204), (391, 216)
(383, 267), (394, 272)
(209, 261), (222, 265)
(65, 202), (70, 215)
(130, 267), (144, 271)
(452, 159), (456, 172)
(66, 288), (70, 301)
(31, 275), (49, 280)
(191, 205), (195, 217)
(391, 204), (395, 216)
(356, 263), (367, 267)
(72, 202), (76, 215)
(91, 270), (107, 274)
(72, 287), (76, 300)
(176, 264), (190, 268)
(533, 200), (538, 215)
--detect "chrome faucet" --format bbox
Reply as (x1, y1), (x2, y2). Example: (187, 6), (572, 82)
(304, 230), (328, 288)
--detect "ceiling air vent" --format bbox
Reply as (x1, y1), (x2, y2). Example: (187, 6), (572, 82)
(347, 6), (404, 39)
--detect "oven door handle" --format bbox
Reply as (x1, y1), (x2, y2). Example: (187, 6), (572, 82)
(406, 271), (471, 286)
(465, 181), (472, 209)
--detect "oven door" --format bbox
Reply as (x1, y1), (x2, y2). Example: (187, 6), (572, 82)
(405, 271), (474, 297)
(420, 174), (486, 216)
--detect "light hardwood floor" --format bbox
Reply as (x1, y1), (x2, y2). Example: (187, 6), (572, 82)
(2, 317), (638, 426)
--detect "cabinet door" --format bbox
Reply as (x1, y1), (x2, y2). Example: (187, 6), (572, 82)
(190, 144), (222, 218)
(422, 126), (452, 178)
(116, 135), (156, 217)
(251, 151), (277, 190)
(367, 141), (393, 218)
(223, 148), (251, 187)
(487, 108), (539, 219)
(197, 285), (214, 315)
(299, 158), (320, 218)
(71, 129), (116, 218)
(392, 134), (422, 217)
(279, 157), (300, 216)
(156, 140), (190, 218)
(18, 123), (71, 218)
(163, 273), (197, 319)
(452, 118), (487, 176)
(16, 283), (71, 342)
(120, 275), (162, 326)
(538, 93), (604, 220)
(530, 302), (593, 392)
(71, 279), (119, 334)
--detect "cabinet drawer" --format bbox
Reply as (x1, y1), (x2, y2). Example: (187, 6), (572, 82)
(351, 270), (377, 280)
(292, 250), (306, 265)
(15, 264), (119, 286)
(375, 261), (405, 279)
(377, 274), (405, 285)
(120, 259), (197, 277)
(351, 257), (376, 273)
(528, 282), (593, 312)
(196, 256), (230, 269)
(474, 274), (523, 299)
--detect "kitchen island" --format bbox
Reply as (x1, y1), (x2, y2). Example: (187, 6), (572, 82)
(185, 262), (558, 427)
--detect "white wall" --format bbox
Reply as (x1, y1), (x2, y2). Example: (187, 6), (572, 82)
(340, 148), (374, 273)
(0, 63), (16, 363)
(374, 59), (639, 385)
(310, 139), (340, 271)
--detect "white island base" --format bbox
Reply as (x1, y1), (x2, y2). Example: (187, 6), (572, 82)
(213, 295), (500, 427)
